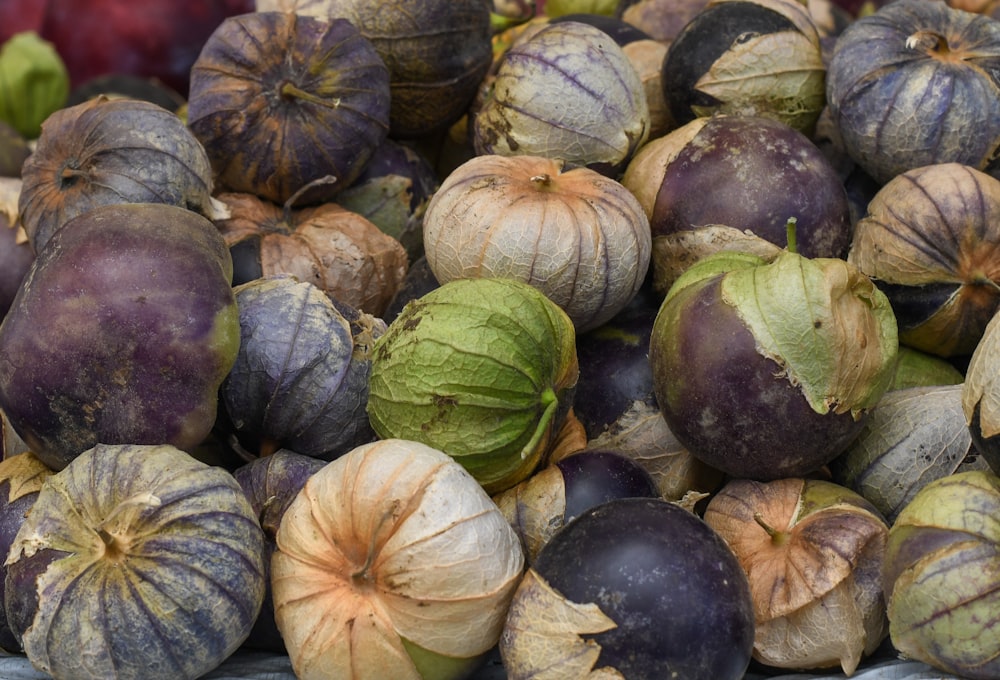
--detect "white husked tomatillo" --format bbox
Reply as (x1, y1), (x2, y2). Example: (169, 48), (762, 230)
(271, 438), (526, 680)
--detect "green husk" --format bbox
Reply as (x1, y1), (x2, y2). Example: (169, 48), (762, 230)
(0, 32), (69, 139)
(367, 277), (578, 494)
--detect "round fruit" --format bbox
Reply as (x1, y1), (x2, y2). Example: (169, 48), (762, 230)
(0, 202), (239, 470)
(188, 11), (390, 206)
(272, 438), (524, 680)
(826, 0), (1000, 185)
(422, 153), (651, 332)
(367, 277), (579, 494)
(3, 443), (266, 680)
(501, 497), (755, 679)
(648, 244), (898, 480)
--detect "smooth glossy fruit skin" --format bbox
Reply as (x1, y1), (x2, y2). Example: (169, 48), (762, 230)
(517, 497), (755, 679)
(648, 116), (852, 260)
(0, 203), (239, 470)
(649, 274), (867, 480)
(556, 449), (660, 523)
(572, 281), (660, 439)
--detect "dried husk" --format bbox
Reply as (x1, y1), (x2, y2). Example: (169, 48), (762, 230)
(826, 0), (1000, 185)
(422, 154), (651, 332)
(963, 309), (1000, 471)
(4, 443), (266, 680)
(493, 465), (567, 564)
(663, 0), (826, 134)
(214, 191), (408, 317)
(17, 96), (215, 253)
(848, 163), (1000, 358)
(220, 276), (384, 462)
(255, 0), (494, 139)
(704, 478), (890, 674)
(473, 20), (650, 172)
(833, 384), (990, 524)
(271, 439), (524, 680)
(500, 568), (620, 680)
(651, 224), (783, 293)
(883, 470), (1000, 678)
(621, 39), (673, 139)
(721, 249), (898, 417)
(187, 11), (391, 206)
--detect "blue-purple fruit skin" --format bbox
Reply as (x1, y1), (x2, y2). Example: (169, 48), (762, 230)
(573, 282), (659, 439)
(233, 450), (326, 653)
(220, 277), (378, 462)
(0, 202), (238, 470)
(532, 497), (754, 680)
(650, 116), (852, 259)
(556, 450), (660, 524)
(650, 275), (867, 481)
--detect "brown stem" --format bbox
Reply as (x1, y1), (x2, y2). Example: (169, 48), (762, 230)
(905, 30), (948, 55)
(282, 174), (338, 222)
(279, 81), (342, 110)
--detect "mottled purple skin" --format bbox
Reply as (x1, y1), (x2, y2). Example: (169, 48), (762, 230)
(0, 482), (45, 651)
(651, 116), (852, 259)
(573, 281), (659, 439)
(322, 0), (495, 139)
(532, 497), (755, 680)
(0, 203), (237, 470)
(0, 215), (34, 319)
(233, 450), (326, 653)
(556, 450), (660, 524)
(649, 275), (867, 481)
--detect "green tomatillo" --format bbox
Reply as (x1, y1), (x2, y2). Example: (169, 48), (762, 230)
(367, 277), (578, 494)
(0, 32), (69, 139)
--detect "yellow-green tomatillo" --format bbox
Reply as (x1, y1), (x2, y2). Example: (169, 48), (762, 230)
(883, 470), (1000, 679)
(367, 277), (578, 494)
